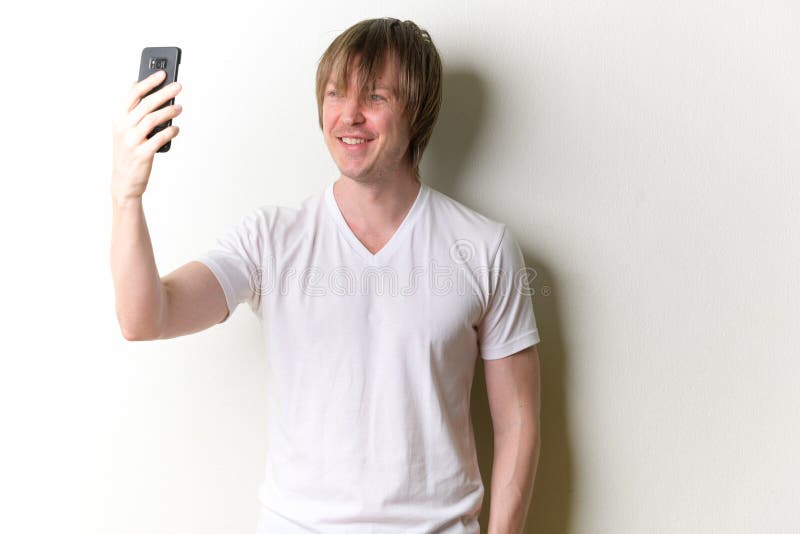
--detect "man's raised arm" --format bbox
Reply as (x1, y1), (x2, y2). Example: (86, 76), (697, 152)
(109, 70), (227, 341)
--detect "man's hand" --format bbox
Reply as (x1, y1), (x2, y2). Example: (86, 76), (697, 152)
(110, 69), (183, 203)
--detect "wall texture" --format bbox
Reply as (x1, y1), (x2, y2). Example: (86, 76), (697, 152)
(1, 1), (797, 533)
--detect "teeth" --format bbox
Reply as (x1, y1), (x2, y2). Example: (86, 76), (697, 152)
(341, 137), (367, 145)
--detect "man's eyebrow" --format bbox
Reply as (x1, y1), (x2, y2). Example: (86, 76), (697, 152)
(325, 81), (396, 94)
(372, 84), (396, 95)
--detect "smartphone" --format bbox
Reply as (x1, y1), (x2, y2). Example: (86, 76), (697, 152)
(138, 46), (182, 153)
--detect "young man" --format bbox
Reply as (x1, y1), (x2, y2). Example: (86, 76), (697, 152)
(111, 17), (541, 534)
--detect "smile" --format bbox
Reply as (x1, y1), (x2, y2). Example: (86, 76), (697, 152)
(338, 137), (374, 148)
(339, 137), (371, 145)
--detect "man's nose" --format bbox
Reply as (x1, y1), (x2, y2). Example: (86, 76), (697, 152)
(341, 93), (366, 125)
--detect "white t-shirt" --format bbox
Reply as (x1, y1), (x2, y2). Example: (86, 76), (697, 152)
(196, 180), (540, 533)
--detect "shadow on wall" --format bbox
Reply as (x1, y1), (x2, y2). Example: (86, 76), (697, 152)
(423, 68), (484, 194)
(424, 67), (574, 534)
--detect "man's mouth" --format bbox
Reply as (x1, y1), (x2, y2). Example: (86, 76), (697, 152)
(338, 136), (374, 146)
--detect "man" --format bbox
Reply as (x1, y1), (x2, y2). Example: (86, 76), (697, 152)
(110, 17), (541, 534)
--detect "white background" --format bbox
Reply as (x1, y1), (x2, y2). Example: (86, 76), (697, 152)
(1, 1), (798, 533)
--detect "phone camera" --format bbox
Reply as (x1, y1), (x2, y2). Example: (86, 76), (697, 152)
(149, 57), (168, 70)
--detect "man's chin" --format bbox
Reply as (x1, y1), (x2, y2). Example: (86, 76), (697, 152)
(337, 165), (374, 182)
(340, 173), (375, 184)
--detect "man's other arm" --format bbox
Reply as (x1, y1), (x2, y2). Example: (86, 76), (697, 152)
(484, 344), (542, 534)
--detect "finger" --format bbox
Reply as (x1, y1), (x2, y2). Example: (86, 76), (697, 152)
(133, 104), (183, 142)
(129, 81), (182, 126)
(141, 124), (180, 154)
(126, 69), (166, 110)
(125, 70), (167, 112)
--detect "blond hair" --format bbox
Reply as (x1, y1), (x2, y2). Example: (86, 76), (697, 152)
(315, 18), (443, 177)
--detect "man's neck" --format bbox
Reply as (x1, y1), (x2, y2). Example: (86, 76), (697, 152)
(332, 174), (422, 237)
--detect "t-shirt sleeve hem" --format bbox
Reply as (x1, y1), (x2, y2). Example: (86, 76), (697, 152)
(480, 330), (540, 360)
(194, 255), (236, 321)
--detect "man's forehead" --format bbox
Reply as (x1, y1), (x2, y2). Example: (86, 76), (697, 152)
(325, 54), (399, 89)
(325, 73), (397, 93)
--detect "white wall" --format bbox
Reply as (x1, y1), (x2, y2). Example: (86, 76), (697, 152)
(1, 1), (797, 533)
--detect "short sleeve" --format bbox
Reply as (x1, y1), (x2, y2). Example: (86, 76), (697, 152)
(477, 226), (541, 360)
(194, 208), (266, 321)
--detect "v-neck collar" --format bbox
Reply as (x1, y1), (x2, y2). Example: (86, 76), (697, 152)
(324, 180), (429, 265)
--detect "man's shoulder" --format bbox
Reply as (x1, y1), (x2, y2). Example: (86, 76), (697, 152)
(427, 185), (504, 226)
(250, 186), (324, 231)
(425, 184), (507, 247)
(210, 189), (323, 256)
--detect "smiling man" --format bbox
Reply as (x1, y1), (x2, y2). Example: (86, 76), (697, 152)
(111, 17), (541, 534)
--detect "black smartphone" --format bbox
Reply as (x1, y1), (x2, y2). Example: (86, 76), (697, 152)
(137, 46), (182, 153)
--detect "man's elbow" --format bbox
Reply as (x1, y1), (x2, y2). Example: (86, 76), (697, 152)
(119, 321), (161, 341)
(119, 323), (137, 341)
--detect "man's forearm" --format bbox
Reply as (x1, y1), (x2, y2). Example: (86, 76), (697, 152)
(487, 422), (540, 534)
(110, 194), (166, 340)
